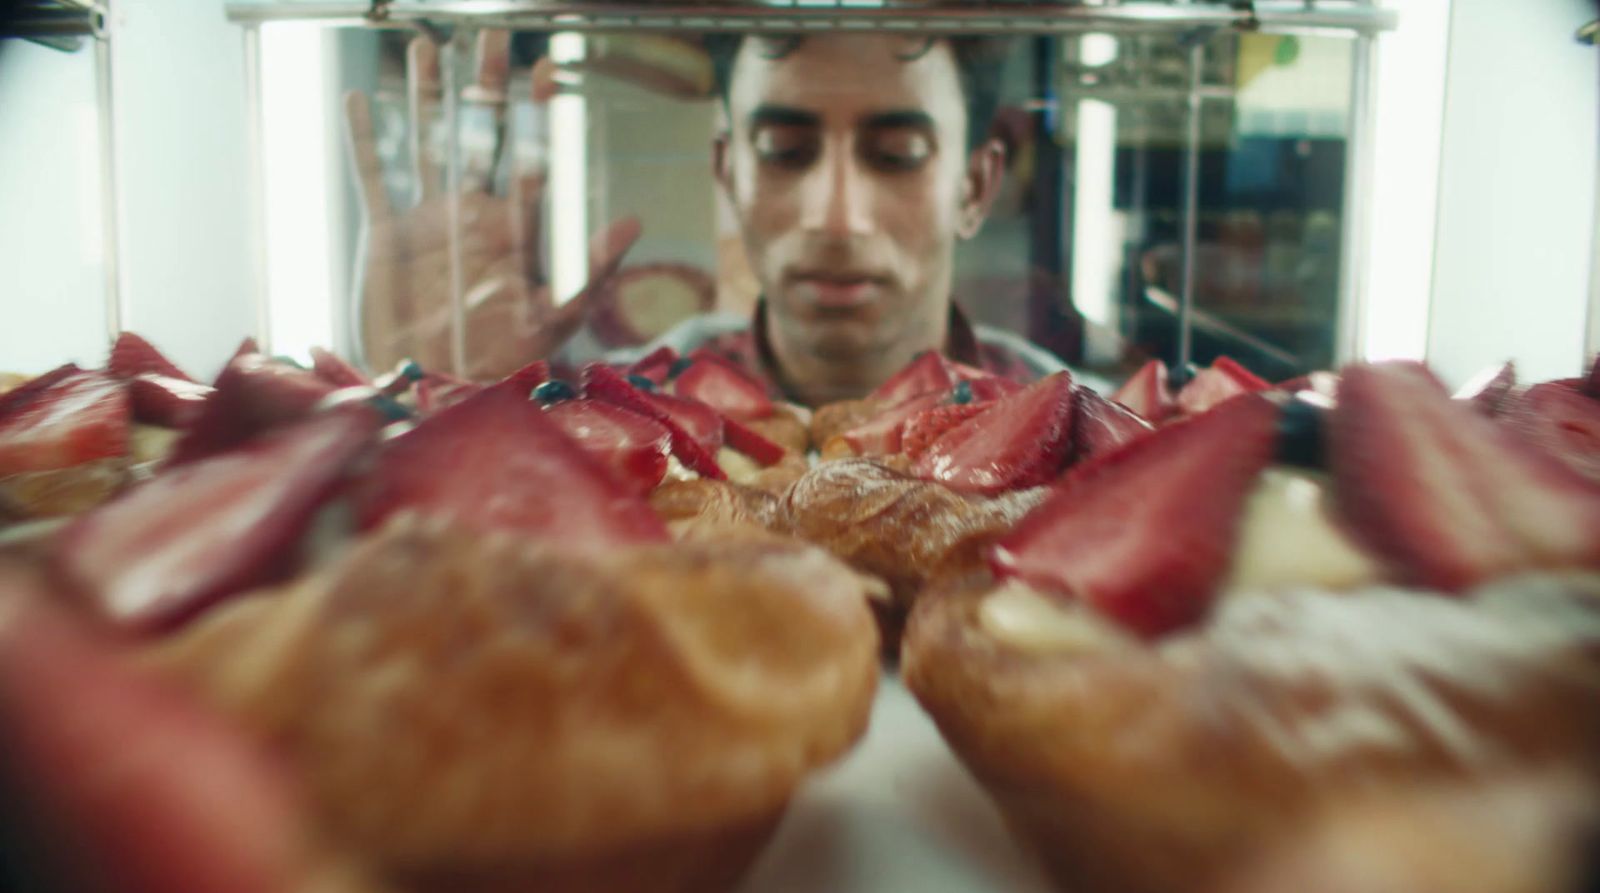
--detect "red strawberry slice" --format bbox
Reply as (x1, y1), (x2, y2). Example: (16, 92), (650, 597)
(0, 364), (82, 421)
(672, 354), (774, 421)
(127, 374), (214, 430)
(964, 376), (1024, 401)
(583, 364), (725, 479)
(1276, 369), (1340, 401)
(544, 399), (672, 497)
(900, 402), (992, 461)
(913, 372), (1077, 495)
(170, 355), (338, 465)
(1584, 354), (1600, 399)
(1213, 355), (1270, 391)
(57, 409), (377, 632)
(1176, 365), (1254, 417)
(353, 385), (669, 543)
(870, 351), (956, 404)
(1453, 361), (1517, 415)
(308, 346), (370, 388)
(1110, 359), (1174, 423)
(225, 337), (261, 372)
(0, 371), (130, 477)
(108, 332), (193, 383)
(722, 417), (788, 466)
(1501, 381), (1600, 485)
(991, 394), (1280, 637)
(837, 391), (946, 456)
(1071, 387), (1154, 464)
(1330, 361), (1600, 591)
(626, 345), (680, 386)
(0, 587), (314, 893)
(495, 358), (550, 395)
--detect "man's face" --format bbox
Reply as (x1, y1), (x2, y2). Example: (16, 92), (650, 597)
(716, 35), (996, 362)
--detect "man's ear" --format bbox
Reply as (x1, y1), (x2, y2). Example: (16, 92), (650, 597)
(956, 137), (1006, 240)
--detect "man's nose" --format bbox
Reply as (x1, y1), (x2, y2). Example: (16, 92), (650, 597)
(799, 143), (871, 240)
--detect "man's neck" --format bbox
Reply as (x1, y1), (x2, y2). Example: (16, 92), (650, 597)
(764, 312), (950, 407)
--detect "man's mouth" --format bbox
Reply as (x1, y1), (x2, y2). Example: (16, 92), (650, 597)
(789, 271), (886, 309)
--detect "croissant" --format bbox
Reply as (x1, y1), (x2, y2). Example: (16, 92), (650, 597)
(145, 514), (880, 893)
(902, 573), (1600, 893)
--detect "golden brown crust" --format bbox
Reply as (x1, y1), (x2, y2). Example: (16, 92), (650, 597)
(902, 575), (1600, 893)
(744, 404), (811, 456)
(809, 397), (882, 449)
(650, 478), (786, 537)
(146, 516), (879, 888)
(782, 459), (1046, 614)
(0, 459), (129, 520)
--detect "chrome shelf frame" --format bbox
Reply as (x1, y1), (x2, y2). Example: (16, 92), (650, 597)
(224, 1), (1397, 37)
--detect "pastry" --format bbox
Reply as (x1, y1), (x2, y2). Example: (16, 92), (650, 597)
(904, 359), (1600, 893)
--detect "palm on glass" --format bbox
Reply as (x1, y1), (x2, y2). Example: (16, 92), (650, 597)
(343, 31), (640, 381)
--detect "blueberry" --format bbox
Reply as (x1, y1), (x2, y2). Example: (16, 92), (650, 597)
(532, 379), (578, 405)
(626, 374), (657, 392)
(950, 380), (975, 405)
(1276, 392), (1330, 469)
(667, 357), (695, 379)
(397, 360), (425, 382)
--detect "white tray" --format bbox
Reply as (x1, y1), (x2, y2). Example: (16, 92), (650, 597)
(737, 672), (1055, 893)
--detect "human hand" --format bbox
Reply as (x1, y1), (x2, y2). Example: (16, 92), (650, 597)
(343, 30), (640, 381)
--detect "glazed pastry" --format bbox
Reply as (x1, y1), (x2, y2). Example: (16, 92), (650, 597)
(902, 360), (1600, 893)
(147, 516), (878, 893)
(905, 574), (1600, 893)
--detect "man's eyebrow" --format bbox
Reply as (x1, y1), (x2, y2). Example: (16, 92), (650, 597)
(748, 105), (819, 128)
(862, 110), (937, 131)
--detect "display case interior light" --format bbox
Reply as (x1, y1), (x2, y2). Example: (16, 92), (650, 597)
(258, 22), (338, 362)
(1360, 0), (1450, 362)
(1071, 33), (1121, 333)
(549, 32), (589, 308)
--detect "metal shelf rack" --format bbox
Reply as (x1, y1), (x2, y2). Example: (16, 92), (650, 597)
(224, 1), (1396, 37)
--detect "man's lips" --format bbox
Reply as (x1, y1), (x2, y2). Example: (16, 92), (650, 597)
(789, 272), (887, 309)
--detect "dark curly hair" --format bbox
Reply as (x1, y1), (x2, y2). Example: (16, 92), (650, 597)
(703, 34), (1013, 152)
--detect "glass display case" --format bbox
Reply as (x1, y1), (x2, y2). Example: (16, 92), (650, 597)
(219, 0), (1395, 384)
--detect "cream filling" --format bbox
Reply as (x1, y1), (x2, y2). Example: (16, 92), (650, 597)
(662, 454), (699, 484)
(716, 447), (763, 486)
(977, 580), (1134, 655)
(981, 468), (1380, 653)
(1223, 468), (1379, 596)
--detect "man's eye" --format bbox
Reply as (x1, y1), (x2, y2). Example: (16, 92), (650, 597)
(864, 129), (932, 171)
(753, 127), (818, 168)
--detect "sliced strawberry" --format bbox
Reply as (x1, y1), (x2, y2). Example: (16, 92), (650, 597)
(127, 374), (213, 430)
(913, 371), (1076, 495)
(1584, 354), (1600, 399)
(723, 417), (788, 466)
(837, 391), (946, 456)
(1176, 365), (1253, 417)
(353, 385), (668, 543)
(0, 364), (82, 421)
(1330, 361), (1600, 591)
(544, 398), (671, 497)
(57, 410), (377, 632)
(0, 372), (129, 477)
(496, 358), (550, 395)
(1501, 381), (1600, 484)
(1110, 359), (1174, 423)
(1213, 355), (1270, 391)
(900, 402), (992, 461)
(0, 588), (312, 893)
(225, 337), (261, 372)
(991, 394), (1280, 637)
(672, 354), (774, 421)
(1071, 387), (1154, 464)
(170, 355), (338, 465)
(583, 364), (725, 479)
(870, 351), (956, 404)
(626, 346), (680, 386)
(108, 332), (193, 383)
(308, 346), (370, 388)
(1453, 361), (1517, 415)
(965, 376), (1024, 401)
